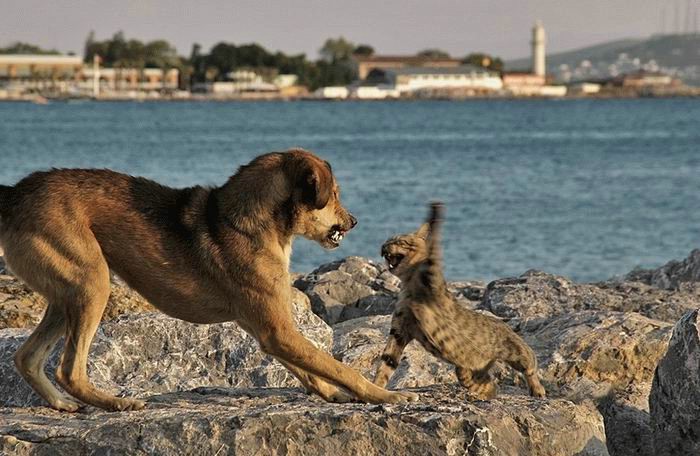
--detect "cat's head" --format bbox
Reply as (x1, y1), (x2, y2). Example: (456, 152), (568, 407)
(381, 223), (430, 280)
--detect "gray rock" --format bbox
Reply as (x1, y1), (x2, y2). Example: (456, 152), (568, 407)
(295, 256), (394, 292)
(483, 270), (609, 323)
(0, 273), (156, 330)
(448, 280), (487, 303)
(332, 315), (458, 389)
(332, 308), (671, 410)
(598, 382), (654, 456)
(0, 385), (609, 456)
(520, 311), (672, 400)
(649, 308), (700, 455)
(306, 270), (378, 324)
(337, 294), (396, 323)
(298, 257), (486, 325)
(482, 270), (700, 324)
(298, 257), (399, 325)
(0, 297), (331, 407)
(626, 249), (700, 290)
(594, 280), (700, 323)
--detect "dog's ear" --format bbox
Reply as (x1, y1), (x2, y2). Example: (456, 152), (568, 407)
(298, 160), (333, 209)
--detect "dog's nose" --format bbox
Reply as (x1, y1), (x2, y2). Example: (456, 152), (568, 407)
(349, 214), (358, 228)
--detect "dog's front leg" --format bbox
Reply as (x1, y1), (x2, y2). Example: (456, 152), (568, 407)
(275, 358), (354, 403)
(235, 317), (352, 403)
(256, 323), (418, 404)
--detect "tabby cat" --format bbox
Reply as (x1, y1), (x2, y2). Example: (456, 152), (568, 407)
(374, 202), (545, 400)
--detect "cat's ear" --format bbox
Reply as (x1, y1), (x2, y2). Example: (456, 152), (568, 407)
(415, 223), (430, 239)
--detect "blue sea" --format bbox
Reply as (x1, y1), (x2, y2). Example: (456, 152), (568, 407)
(0, 99), (698, 282)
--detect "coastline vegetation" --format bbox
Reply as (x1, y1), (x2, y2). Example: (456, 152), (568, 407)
(1, 32), (503, 91)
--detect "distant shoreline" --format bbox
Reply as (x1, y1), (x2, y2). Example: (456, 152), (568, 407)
(1, 93), (699, 103)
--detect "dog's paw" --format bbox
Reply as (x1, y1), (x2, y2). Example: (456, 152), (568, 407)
(326, 389), (356, 403)
(109, 398), (146, 412)
(52, 397), (81, 412)
(386, 390), (419, 404)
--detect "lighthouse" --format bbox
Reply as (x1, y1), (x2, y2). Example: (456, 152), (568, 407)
(531, 20), (546, 77)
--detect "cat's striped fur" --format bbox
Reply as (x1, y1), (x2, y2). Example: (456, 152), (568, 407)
(375, 202), (545, 400)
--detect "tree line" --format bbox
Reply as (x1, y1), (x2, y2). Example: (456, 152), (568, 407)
(2, 33), (504, 90)
(0, 42), (62, 55)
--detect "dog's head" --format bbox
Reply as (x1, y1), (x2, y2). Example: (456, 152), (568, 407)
(285, 150), (357, 249)
(380, 223), (429, 279)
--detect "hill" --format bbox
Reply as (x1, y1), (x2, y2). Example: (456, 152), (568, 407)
(507, 34), (700, 85)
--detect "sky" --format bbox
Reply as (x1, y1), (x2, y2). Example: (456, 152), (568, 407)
(0, 0), (693, 60)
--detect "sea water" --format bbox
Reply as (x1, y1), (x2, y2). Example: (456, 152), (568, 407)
(0, 99), (698, 282)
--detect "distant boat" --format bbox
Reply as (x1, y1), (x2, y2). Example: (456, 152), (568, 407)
(32, 95), (49, 105)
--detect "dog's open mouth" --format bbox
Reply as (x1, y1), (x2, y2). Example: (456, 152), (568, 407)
(327, 226), (346, 247)
(384, 253), (405, 271)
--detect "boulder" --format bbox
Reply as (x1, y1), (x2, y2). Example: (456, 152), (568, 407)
(649, 308), (700, 455)
(305, 270), (380, 324)
(6, 253), (695, 455)
(598, 382), (654, 456)
(297, 257), (486, 325)
(626, 249), (700, 290)
(0, 274), (45, 329)
(296, 257), (399, 325)
(332, 315), (457, 389)
(0, 298), (331, 407)
(295, 256), (399, 292)
(482, 270), (700, 324)
(0, 274), (155, 330)
(594, 280), (700, 323)
(519, 311), (672, 400)
(332, 308), (671, 407)
(448, 280), (487, 304)
(0, 385), (609, 456)
(336, 294), (396, 323)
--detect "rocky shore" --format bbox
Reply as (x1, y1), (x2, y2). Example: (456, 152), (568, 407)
(2, 250), (700, 455)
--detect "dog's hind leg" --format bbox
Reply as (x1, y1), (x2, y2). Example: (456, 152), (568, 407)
(54, 250), (145, 412)
(276, 358), (354, 403)
(14, 303), (80, 411)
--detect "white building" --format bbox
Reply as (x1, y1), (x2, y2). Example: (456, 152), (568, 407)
(78, 67), (179, 92)
(568, 82), (602, 95)
(193, 70), (299, 94)
(379, 65), (503, 93)
(273, 74), (298, 88)
(349, 85), (400, 99)
(0, 55), (180, 96)
(0, 54), (83, 94)
(313, 86), (349, 99)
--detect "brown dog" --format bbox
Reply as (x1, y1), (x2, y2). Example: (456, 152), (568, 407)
(0, 148), (418, 411)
